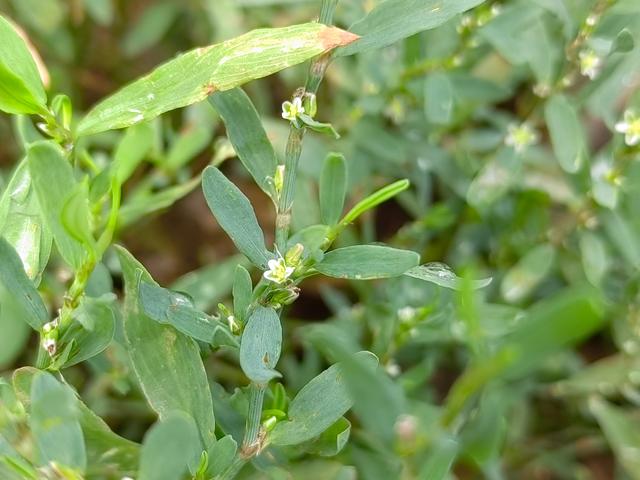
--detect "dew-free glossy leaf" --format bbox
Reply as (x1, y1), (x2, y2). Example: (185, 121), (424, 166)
(202, 166), (271, 268)
(405, 263), (492, 290)
(139, 413), (201, 480)
(500, 244), (555, 303)
(0, 237), (47, 330)
(139, 281), (228, 345)
(28, 141), (87, 270)
(209, 88), (278, 194)
(116, 246), (216, 448)
(545, 94), (585, 173)
(319, 153), (346, 225)
(113, 121), (155, 184)
(337, 0), (485, 57)
(232, 265), (252, 323)
(78, 23), (358, 136)
(271, 352), (376, 445)
(0, 159), (52, 284)
(316, 245), (419, 280)
(418, 437), (459, 480)
(239, 306), (282, 384)
(30, 372), (86, 471)
(0, 15), (47, 115)
(206, 435), (237, 477)
(425, 72), (454, 125)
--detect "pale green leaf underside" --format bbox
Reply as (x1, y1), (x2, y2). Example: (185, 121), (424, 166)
(78, 23), (357, 136)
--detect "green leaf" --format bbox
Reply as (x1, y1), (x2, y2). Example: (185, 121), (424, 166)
(205, 435), (237, 477)
(122, 2), (179, 58)
(28, 141), (87, 270)
(500, 244), (556, 303)
(13, 367), (140, 478)
(336, 0), (485, 57)
(304, 417), (351, 457)
(116, 246), (216, 448)
(319, 153), (347, 225)
(338, 179), (409, 228)
(57, 295), (116, 368)
(113, 121), (155, 184)
(78, 23), (358, 136)
(580, 232), (609, 287)
(0, 289), (31, 368)
(61, 179), (96, 254)
(405, 263), (492, 290)
(118, 177), (200, 228)
(553, 354), (640, 397)
(271, 352), (376, 445)
(611, 29), (635, 54)
(202, 166), (272, 268)
(315, 245), (419, 280)
(171, 254), (250, 311)
(418, 437), (459, 480)
(139, 413), (201, 480)
(233, 265), (253, 323)
(139, 281), (231, 345)
(425, 72), (454, 125)
(30, 372), (86, 471)
(209, 88), (278, 194)
(239, 306), (282, 384)
(590, 397), (640, 479)
(545, 94), (586, 173)
(0, 237), (48, 330)
(0, 159), (52, 284)
(503, 286), (605, 377)
(0, 15), (47, 115)
(165, 123), (212, 172)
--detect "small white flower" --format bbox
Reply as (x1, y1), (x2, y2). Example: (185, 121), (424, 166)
(281, 97), (305, 123)
(42, 320), (58, 334)
(385, 361), (401, 377)
(579, 49), (602, 80)
(615, 110), (640, 147)
(505, 123), (538, 153)
(263, 257), (295, 284)
(397, 306), (416, 323)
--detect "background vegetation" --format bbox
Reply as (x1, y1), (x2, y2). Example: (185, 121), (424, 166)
(1, 0), (640, 479)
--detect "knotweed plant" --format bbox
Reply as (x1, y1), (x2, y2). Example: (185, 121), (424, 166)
(1, 0), (640, 479)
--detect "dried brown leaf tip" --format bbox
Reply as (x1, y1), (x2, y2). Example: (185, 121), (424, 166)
(320, 26), (360, 50)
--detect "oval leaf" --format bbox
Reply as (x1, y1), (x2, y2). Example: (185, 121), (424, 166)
(405, 263), (493, 291)
(316, 245), (419, 280)
(239, 306), (282, 384)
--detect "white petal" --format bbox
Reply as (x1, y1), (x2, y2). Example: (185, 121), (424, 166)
(627, 133), (640, 146)
(267, 259), (279, 270)
(615, 122), (629, 133)
(285, 267), (295, 277)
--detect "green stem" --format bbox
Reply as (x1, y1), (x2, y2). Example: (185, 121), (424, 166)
(242, 384), (266, 451)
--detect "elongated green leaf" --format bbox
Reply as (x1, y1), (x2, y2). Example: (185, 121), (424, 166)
(122, 2), (179, 58)
(30, 372), (86, 471)
(57, 295), (116, 368)
(418, 437), (459, 480)
(500, 244), (555, 303)
(206, 435), (237, 477)
(405, 263), (492, 290)
(590, 397), (640, 479)
(425, 72), (454, 125)
(0, 237), (47, 330)
(209, 88), (278, 194)
(545, 94), (585, 173)
(316, 245), (419, 280)
(139, 281), (231, 345)
(339, 179), (409, 228)
(116, 246), (216, 448)
(553, 354), (640, 397)
(503, 286), (605, 377)
(165, 124), (212, 171)
(113, 121), (155, 184)
(319, 153), (346, 225)
(78, 23), (358, 136)
(13, 367), (140, 478)
(304, 417), (351, 457)
(239, 306), (282, 384)
(61, 179), (96, 254)
(271, 352), (376, 445)
(0, 15), (47, 115)
(139, 413), (201, 480)
(202, 166), (271, 268)
(233, 265), (252, 323)
(0, 159), (52, 284)
(337, 0), (485, 57)
(28, 141), (87, 270)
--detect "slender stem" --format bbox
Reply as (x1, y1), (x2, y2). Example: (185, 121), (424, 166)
(242, 384), (266, 451)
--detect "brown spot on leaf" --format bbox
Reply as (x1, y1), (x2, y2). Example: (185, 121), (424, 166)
(203, 83), (217, 96)
(263, 352), (270, 365)
(319, 26), (360, 51)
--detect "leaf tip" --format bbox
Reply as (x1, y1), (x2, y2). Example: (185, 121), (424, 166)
(320, 26), (360, 50)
